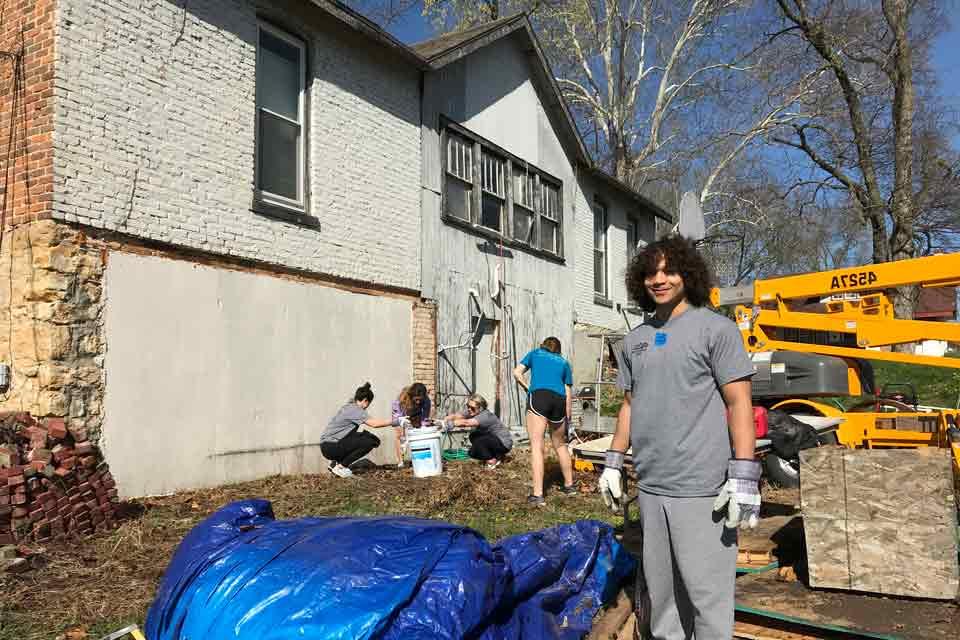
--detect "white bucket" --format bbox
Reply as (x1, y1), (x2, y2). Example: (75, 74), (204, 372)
(407, 427), (443, 478)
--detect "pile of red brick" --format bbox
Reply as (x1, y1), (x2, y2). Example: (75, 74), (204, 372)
(0, 413), (119, 544)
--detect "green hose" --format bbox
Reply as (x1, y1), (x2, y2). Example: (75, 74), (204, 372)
(443, 448), (469, 461)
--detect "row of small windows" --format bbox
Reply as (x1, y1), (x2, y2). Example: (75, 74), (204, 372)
(444, 130), (562, 256)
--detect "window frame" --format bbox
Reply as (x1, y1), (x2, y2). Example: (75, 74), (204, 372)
(254, 21), (308, 214)
(627, 215), (644, 264)
(443, 131), (474, 223)
(440, 119), (564, 261)
(479, 148), (506, 233)
(593, 200), (609, 300)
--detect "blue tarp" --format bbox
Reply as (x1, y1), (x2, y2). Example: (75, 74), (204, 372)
(145, 499), (634, 639)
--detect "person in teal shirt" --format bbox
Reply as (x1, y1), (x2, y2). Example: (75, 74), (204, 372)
(513, 336), (575, 506)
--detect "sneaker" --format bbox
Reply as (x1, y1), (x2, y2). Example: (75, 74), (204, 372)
(330, 463), (353, 478)
(527, 494), (546, 507)
(558, 483), (578, 496)
(485, 459), (502, 470)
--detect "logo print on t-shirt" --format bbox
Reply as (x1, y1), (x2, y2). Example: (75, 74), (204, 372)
(631, 342), (649, 354)
(654, 332), (668, 347)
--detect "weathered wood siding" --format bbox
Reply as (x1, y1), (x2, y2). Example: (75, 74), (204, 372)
(800, 447), (959, 599)
(421, 34), (578, 433)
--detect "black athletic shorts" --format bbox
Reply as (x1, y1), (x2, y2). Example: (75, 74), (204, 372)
(528, 389), (566, 423)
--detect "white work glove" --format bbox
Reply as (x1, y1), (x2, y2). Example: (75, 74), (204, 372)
(713, 459), (762, 529)
(598, 450), (625, 512)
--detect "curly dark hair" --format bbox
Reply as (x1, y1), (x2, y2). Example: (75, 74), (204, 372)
(625, 235), (713, 312)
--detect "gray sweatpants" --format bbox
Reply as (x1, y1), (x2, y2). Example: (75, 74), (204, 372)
(634, 490), (738, 640)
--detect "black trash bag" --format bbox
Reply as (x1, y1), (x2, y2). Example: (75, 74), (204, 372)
(766, 409), (820, 460)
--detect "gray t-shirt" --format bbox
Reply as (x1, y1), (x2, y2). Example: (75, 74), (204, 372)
(615, 306), (755, 497)
(470, 409), (513, 449)
(321, 402), (368, 443)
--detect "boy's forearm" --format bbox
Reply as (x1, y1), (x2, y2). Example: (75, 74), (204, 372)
(729, 403), (756, 459)
(610, 393), (631, 452)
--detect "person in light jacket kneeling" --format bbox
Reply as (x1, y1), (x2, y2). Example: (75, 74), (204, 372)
(442, 393), (513, 470)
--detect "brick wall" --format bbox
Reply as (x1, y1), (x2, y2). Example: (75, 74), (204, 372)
(0, 0), (54, 229)
(412, 299), (437, 402)
(53, 0), (422, 291)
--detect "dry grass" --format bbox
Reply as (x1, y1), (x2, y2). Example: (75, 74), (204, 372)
(0, 449), (617, 640)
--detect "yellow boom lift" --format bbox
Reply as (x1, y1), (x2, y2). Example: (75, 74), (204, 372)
(711, 252), (960, 484)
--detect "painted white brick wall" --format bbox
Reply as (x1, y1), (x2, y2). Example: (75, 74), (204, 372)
(53, 0), (422, 290)
(574, 178), (655, 330)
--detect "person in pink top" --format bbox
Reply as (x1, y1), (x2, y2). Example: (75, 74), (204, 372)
(390, 382), (432, 468)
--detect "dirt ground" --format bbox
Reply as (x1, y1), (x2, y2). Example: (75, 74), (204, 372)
(0, 448), (616, 640)
(2, 455), (956, 640)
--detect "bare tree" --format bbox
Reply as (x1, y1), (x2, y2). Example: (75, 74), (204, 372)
(763, 0), (953, 319)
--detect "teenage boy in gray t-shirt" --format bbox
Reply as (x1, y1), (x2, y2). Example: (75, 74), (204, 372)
(598, 235), (759, 640)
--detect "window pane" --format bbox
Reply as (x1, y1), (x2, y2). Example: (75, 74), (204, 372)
(593, 206), (606, 250)
(481, 192), (502, 231)
(541, 182), (560, 220)
(445, 175), (471, 221)
(447, 135), (471, 181)
(514, 208), (533, 243)
(513, 168), (534, 209)
(258, 110), (299, 200)
(258, 29), (301, 121)
(481, 151), (504, 196)
(627, 219), (638, 262)
(540, 218), (558, 254)
(594, 250), (606, 295)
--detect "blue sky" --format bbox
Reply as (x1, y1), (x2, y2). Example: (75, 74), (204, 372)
(384, 2), (959, 151)
(931, 2), (960, 149)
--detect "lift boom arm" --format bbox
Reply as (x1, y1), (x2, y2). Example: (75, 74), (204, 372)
(711, 253), (960, 370)
(712, 253), (960, 306)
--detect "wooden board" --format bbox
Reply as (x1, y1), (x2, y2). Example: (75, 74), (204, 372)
(736, 568), (960, 640)
(799, 447), (959, 599)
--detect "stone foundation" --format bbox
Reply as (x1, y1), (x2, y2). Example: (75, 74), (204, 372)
(0, 221), (105, 441)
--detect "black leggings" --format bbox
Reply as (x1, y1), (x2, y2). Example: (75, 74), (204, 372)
(321, 430), (381, 468)
(468, 431), (509, 461)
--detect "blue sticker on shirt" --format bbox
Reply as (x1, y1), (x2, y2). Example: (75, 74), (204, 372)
(654, 332), (668, 347)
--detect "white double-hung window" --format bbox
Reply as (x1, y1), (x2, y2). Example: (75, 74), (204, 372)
(255, 23), (306, 211)
(593, 202), (608, 298)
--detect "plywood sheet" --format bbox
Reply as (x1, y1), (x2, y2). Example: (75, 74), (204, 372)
(803, 516), (849, 589)
(799, 447), (959, 599)
(798, 446), (845, 519)
(848, 519), (959, 600)
(843, 448), (955, 525)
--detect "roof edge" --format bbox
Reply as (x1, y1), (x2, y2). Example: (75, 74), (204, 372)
(583, 165), (674, 222)
(309, 0), (430, 70)
(416, 14), (528, 65)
